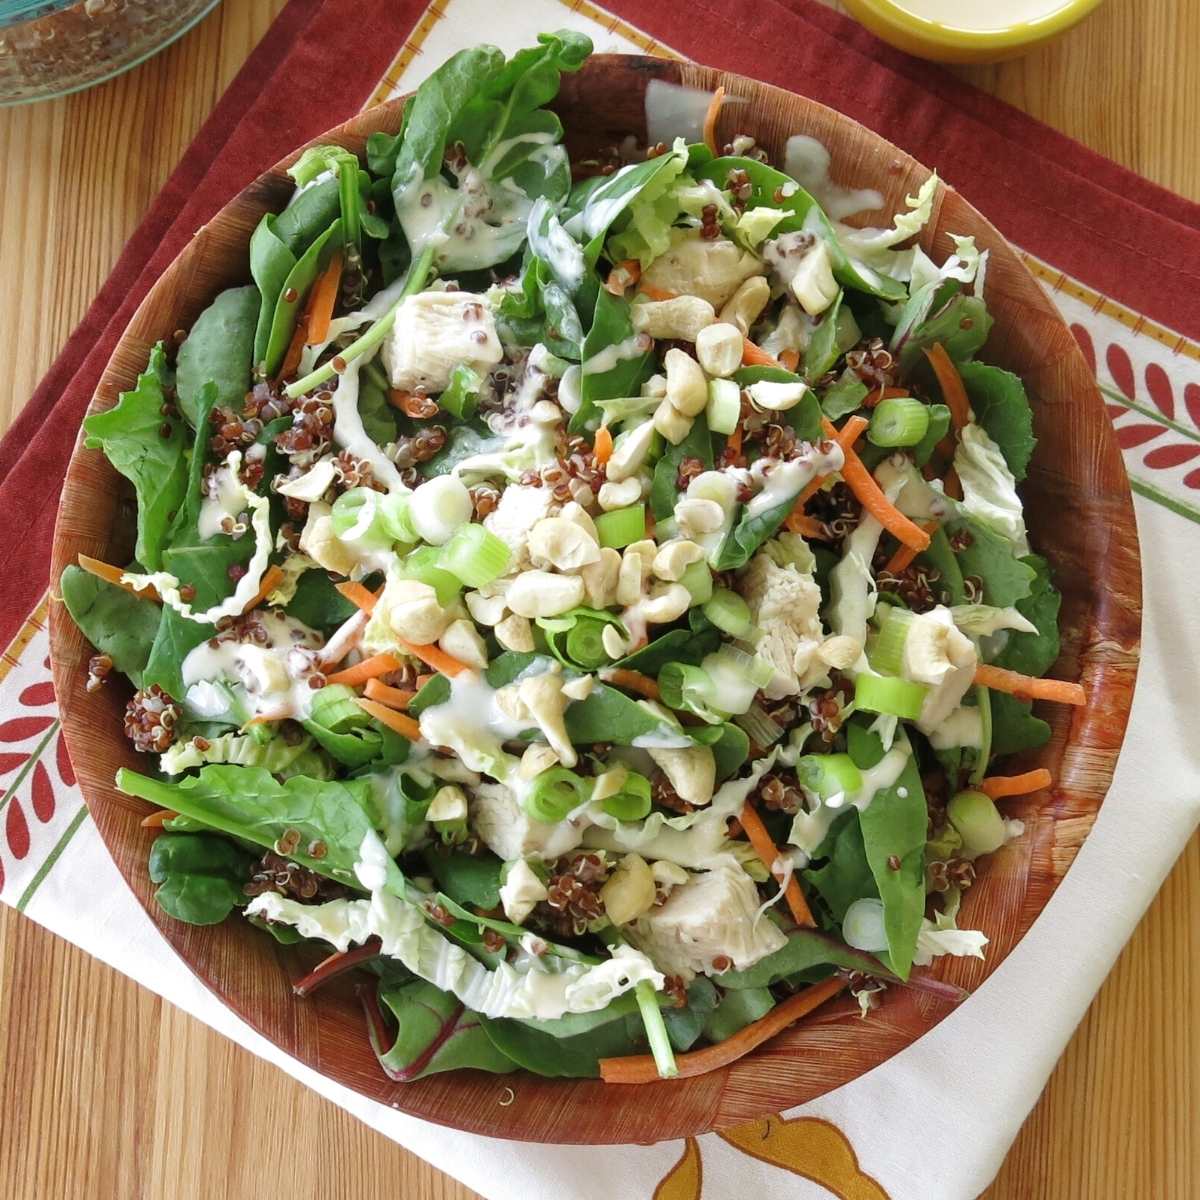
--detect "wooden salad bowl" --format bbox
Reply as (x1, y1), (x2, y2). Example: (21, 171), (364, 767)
(49, 55), (1141, 1143)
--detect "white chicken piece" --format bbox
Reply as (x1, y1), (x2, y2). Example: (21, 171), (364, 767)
(629, 865), (788, 980)
(382, 290), (503, 393)
(739, 551), (825, 699)
(763, 232), (839, 316)
(469, 781), (584, 862)
(641, 232), (766, 309)
(483, 483), (556, 570)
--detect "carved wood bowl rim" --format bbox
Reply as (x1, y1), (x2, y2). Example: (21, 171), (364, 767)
(49, 55), (1142, 1144)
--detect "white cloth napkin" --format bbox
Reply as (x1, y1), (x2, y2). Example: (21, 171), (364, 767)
(3, 3), (1198, 1197)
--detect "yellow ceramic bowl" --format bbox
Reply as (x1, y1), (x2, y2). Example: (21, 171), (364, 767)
(840, 0), (1104, 63)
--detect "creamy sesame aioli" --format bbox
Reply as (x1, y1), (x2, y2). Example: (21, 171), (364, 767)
(745, 441), (844, 519)
(581, 334), (649, 375)
(782, 135), (883, 221)
(330, 357), (407, 493)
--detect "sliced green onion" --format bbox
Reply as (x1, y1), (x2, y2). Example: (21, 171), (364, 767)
(523, 768), (589, 824)
(658, 663), (729, 724)
(331, 487), (388, 544)
(854, 672), (928, 720)
(735, 702), (785, 748)
(307, 683), (372, 733)
(703, 588), (754, 639)
(635, 978), (678, 1079)
(842, 897), (888, 952)
(947, 788), (1006, 857)
(795, 753), (863, 800)
(379, 493), (418, 543)
(706, 378), (741, 436)
(399, 545), (462, 607)
(565, 619), (611, 670)
(869, 607), (915, 677)
(867, 396), (931, 448)
(439, 362), (482, 420)
(678, 559), (713, 605)
(594, 504), (646, 550)
(600, 771), (652, 821)
(439, 523), (511, 588)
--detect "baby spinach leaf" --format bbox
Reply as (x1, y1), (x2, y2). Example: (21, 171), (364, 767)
(418, 424), (498, 479)
(803, 291), (846, 381)
(59, 565), (160, 687)
(847, 725), (926, 980)
(957, 361), (1036, 482)
(176, 286), (259, 426)
(720, 927), (889, 989)
(423, 850), (503, 910)
(408, 674), (451, 717)
(803, 810), (877, 923)
(662, 977), (719, 1052)
(569, 146), (685, 254)
(375, 980), (516, 1080)
(732, 366), (823, 441)
(564, 684), (661, 744)
(249, 217), (297, 369)
(479, 1011), (639, 1078)
(142, 606), (210, 701)
(262, 218), (342, 377)
(358, 372), (400, 444)
(82, 343), (187, 572)
(686, 722), (750, 781)
(284, 569), (358, 630)
(148, 832), (255, 925)
(897, 292), (992, 373)
(273, 176), (341, 255)
(702, 986), (775, 1042)
(614, 626), (720, 674)
(946, 518), (1035, 607)
(993, 553), (1060, 676)
(820, 369), (869, 421)
(712, 492), (797, 571)
(651, 412), (712, 520)
(573, 289), (654, 432)
(486, 650), (543, 687)
(910, 402), (951, 468)
(988, 692), (1051, 756)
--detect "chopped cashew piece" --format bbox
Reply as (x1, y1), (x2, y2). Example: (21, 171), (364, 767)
(641, 583), (692, 624)
(558, 501), (599, 544)
(465, 588), (509, 626)
(427, 785), (468, 823)
(600, 853), (658, 926)
(439, 619), (488, 670)
(495, 613), (536, 652)
(718, 275), (771, 334)
(674, 497), (726, 536)
(506, 571), (586, 618)
(631, 295), (716, 341)
(516, 670), (576, 768)
(597, 478), (642, 511)
(385, 578), (453, 645)
(616, 541), (656, 606)
(519, 743), (560, 779)
(653, 397), (693, 444)
(499, 859), (549, 926)
(591, 766), (630, 804)
(817, 634), (862, 670)
(641, 373), (668, 399)
(695, 322), (745, 378)
(747, 380), (811, 412)
(653, 539), (704, 582)
(528, 516), (601, 571)
(664, 348), (708, 417)
(276, 458), (337, 501)
(605, 419), (658, 483)
(651, 860), (689, 889)
(580, 546), (621, 609)
(601, 624), (628, 660)
(648, 744), (716, 807)
(298, 502), (359, 577)
(561, 674), (595, 701)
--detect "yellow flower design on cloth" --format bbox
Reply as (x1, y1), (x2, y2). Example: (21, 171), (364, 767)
(654, 1115), (890, 1200)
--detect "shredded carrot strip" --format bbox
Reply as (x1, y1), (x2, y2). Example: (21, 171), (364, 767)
(603, 669), (660, 701)
(980, 769), (1053, 799)
(276, 315), (309, 384)
(702, 84), (726, 155)
(637, 282), (678, 302)
(865, 385), (909, 409)
(305, 250), (343, 345)
(783, 512), (827, 539)
(593, 425), (613, 466)
(395, 638), (472, 678)
(77, 554), (159, 602)
(241, 564), (285, 615)
(140, 809), (177, 829)
(604, 259), (641, 297)
(791, 415), (869, 510)
(355, 698), (422, 742)
(778, 348), (800, 372)
(363, 678), (416, 710)
(830, 418), (932, 553)
(973, 665), (1086, 706)
(599, 975), (846, 1083)
(882, 519), (941, 575)
(741, 337), (783, 368)
(335, 580), (380, 614)
(325, 652), (404, 687)
(925, 343), (970, 430)
(739, 801), (816, 928)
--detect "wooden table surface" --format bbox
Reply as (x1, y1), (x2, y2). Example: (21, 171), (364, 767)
(1, 2), (1196, 1197)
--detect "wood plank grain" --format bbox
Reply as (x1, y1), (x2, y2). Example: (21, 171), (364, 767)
(0, 0), (1195, 1196)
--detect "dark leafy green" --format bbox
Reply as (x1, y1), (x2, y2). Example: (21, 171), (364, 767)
(148, 832), (255, 925)
(993, 554), (1060, 675)
(989, 692), (1052, 755)
(958, 361), (1036, 482)
(662, 977), (719, 1052)
(261, 218), (341, 377)
(701, 986), (774, 1042)
(59, 565), (160, 687)
(651, 413), (712, 520)
(803, 810), (877, 923)
(720, 927), (890, 989)
(614, 626), (721, 674)
(573, 289), (654, 432)
(947, 518), (1035, 607)
(424, 850), (503, 909)
(821, 369), (869, 421)
(479, 1010), (639, 1077)
(284, 569), (359, 630)
(176, 286), (258, 426)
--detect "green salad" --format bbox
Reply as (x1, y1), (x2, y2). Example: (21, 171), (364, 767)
(63, 32), (1085, 1084)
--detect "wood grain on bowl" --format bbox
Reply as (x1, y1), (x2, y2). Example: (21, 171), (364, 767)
(48, 55), (1141, 1144)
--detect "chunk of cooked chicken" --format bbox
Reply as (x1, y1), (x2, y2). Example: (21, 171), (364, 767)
(641, 231), (765, 309)
(382, 290), (503, 392)
(469, 781), (584, 862)
(739, 551), (824, 699)
(628, 864), (787, 980)
(483, 483), (556, 570)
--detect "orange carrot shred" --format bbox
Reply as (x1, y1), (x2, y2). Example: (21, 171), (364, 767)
(603, 669), (660, 701)
(140, 809), (178, 829)
(637, 282), (678, 302)
(828, 418), (931, 553)
(395, 638), (472, 678)
(414, 674), (435, 689)
(276, 315), (309, 384)
(791, 415), (869, 510)
(305, 249), (343, 345)
(355, 698), (422, 742)
(925, 343), (970, 431)
(783, 512), (827, 539)
(741, 337), (783, 368)
(76, 554), (160, 602)
(335, 581), (380, 614)
(702, 84), (726, 155)
(779, 348), (800, 372)
(973, 665), (1086, 706)
(324, 652), (404, 687)
(882, 519), (941, 575)
(363, 678), (416, 710)
(865, 385), (909, 409)
(604, 259), (641, 297)
(739, 800), (816, 928)
(241, 564), (285, 615)
(599, 975), (846, 1084)
(593, 425), (614, 466)
(980, 769), (1054, 799)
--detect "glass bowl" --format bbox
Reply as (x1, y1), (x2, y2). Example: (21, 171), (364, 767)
(0, 0), (221, 106)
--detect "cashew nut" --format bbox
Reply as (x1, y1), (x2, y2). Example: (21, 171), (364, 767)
(439, 619), (488, 670)
(664, 348), (708, 417)
(426, 784), (468, 823)
(558, 501), (599, 544)
(495, 613), (535, 652)
(505, 571), (586, 618)
(517, 672), (576, 768)
(789, 239), (839, 317)
(384, 578), (452, 645)
(528, 516), (601, 572)
(653, 396), (694, 445)
(601, 624), (629, 660)
(276, 458), (337, 502)
(695, 322), (745, 378)
(580, 546), (621, 609)
(673, 497), (726, 536)
(640, 583), (692, 624)
(641, 373), (668, 399)
(718, 274), (771, 335)
(652, 539), (704, 582)
(747, 380), (811, 412)
(631, 295), (716, 341)
(561, 674), (595, 701)
(605, 419), (657, 483)
(465, 588), (509, 627)
(648, 744), (716, 807)
(600, 853), (657, 926)
(597, 478), (642, 511)
(817, 634), (863, 670)
(616, 540), (656, 607)
(519, 742), (560, 780)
